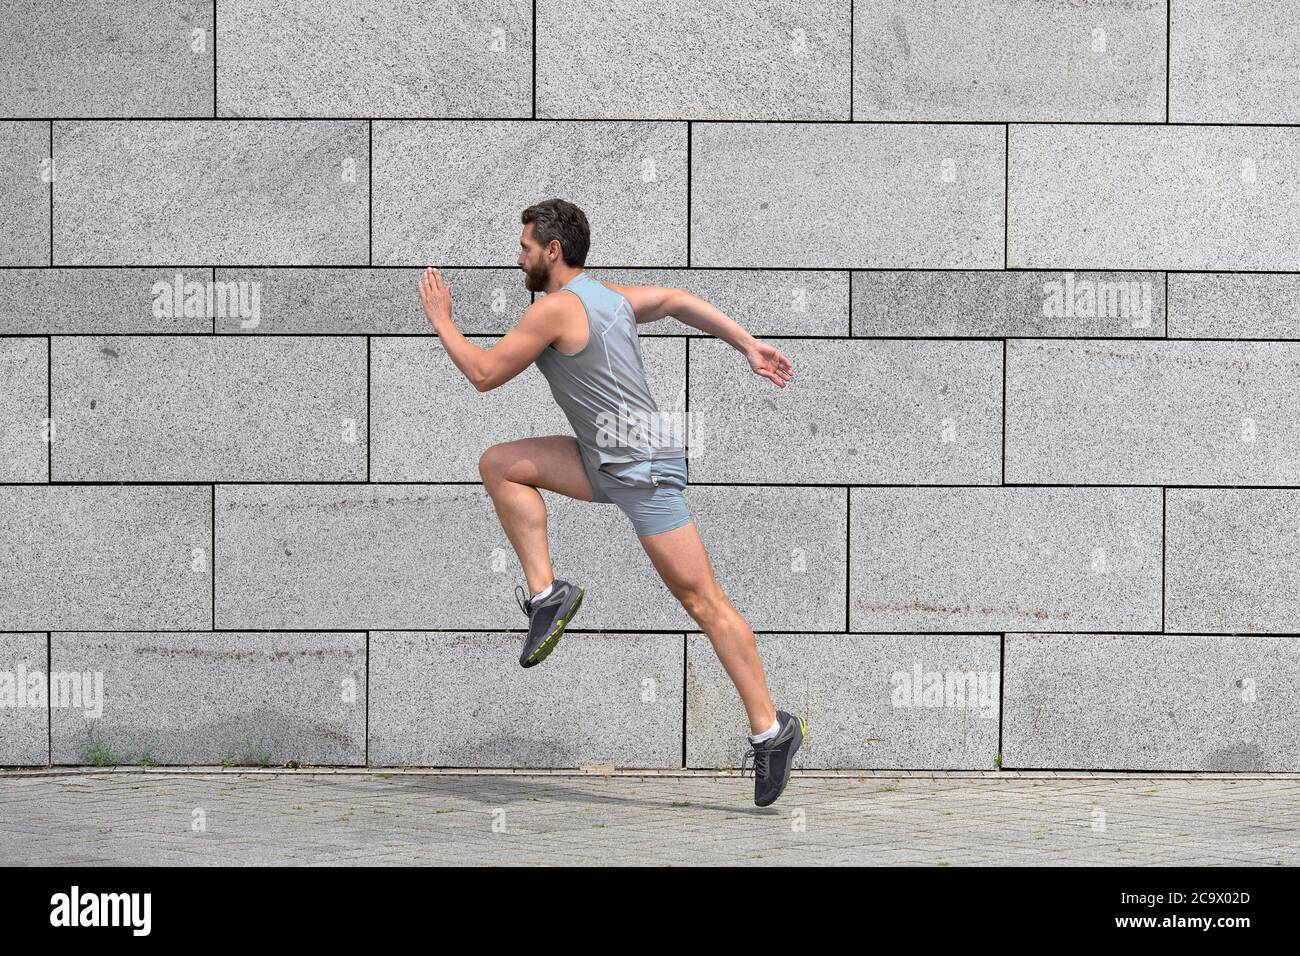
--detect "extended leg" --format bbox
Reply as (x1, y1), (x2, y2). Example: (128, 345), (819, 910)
(638, 521), (777, 735)
(478, 436), (596, 595)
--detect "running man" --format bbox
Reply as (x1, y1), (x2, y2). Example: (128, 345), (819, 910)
(417, 197), (806, 806)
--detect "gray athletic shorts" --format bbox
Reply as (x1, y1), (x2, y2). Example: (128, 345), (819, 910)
(582, 454), (694, 537)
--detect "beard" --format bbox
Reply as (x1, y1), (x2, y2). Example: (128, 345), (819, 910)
(522, 259), (550, 293)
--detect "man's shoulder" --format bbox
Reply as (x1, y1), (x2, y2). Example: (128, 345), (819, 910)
(596, 278), (636, 297)
(525, 287), (580, 318)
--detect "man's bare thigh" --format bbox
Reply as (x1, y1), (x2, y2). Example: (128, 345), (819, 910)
(636, 520), (721, 603)
(480, 435), (597, 502)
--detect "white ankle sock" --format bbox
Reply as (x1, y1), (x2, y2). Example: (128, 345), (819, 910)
(749, 716), (781, 744)
(530, 581), (555, 601)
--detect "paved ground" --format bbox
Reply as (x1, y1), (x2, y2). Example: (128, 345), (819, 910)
(0, 769), (1296, 866)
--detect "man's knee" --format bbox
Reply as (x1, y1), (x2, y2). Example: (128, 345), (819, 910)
(678, 583), (727, 624)
(478, 444), (505, 484)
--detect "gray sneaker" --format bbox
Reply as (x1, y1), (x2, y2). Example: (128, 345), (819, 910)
(514, 579), (584, 668)
(739, 710), (808, 807)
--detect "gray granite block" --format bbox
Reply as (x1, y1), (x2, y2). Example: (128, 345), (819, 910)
(369, 630), (682, 767)
(852, 270), (1165, 337)
(0, 486), (210, 631)
(214, 482), (617, 630)
(49, 631), (366, 766)
(854, 0), (1166, 121)
(0, 268), (213, 334)
(1167, 489), (1300, 634)
(1003, 632), (1300, 771)
(688, 485), (847, 632)
(686, 633), (1000, 769)
(0, 121), (49, 267)
(687, 338), (1000, 483)
(215, 482), (845, 632)
(1170, 0), (1300, 123)
(1009, 124), (1300, 271)
(0, 0), (213, 118)
(692, 123), (1003, 268)
(0, 338), (48, 482)
(537, 0), (850, 120)
(849, 487), (1162, 632)
(213, 267), (530, 334)
(221, 266), (833, 337)
(217, 0), (531, 118)
(51, 336), (368, 481)
(1007, 340), (1300, 485)
(0, 633), (48, 766)
(372, 120), (687, 266)
(1168, 273), (1300, 339)
(543, 484), (845, 633)
(52, 120), (369, 265)
(371, 336), (683, 481)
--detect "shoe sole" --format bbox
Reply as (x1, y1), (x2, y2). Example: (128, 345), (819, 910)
(756, 715), (808, 807)
(522, 585), (584, 668)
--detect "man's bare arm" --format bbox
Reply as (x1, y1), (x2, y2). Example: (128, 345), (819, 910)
(605, 282), (793, 388)
(602, 282), (696, 326)
(665, 288), (760, 353)
(418, 268), (558, 392)
(607, 283), (756, 349)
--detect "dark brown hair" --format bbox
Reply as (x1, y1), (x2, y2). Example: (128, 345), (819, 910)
(521, 198), (590, 267)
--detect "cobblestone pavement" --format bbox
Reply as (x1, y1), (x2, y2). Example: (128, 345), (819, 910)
(1, 770), (1296, 866)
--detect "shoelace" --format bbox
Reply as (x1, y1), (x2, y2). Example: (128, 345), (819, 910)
(739, 743), (772, 779)
(514, 585), (532, 617)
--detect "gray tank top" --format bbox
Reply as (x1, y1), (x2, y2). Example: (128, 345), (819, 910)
(534, 271), (685, 470)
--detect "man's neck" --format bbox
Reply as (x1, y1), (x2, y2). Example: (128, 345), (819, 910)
(545, 268), (583, 294)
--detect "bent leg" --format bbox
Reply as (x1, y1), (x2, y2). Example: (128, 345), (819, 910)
(637, 521), (777, 735)
(478, 436), (597, 595)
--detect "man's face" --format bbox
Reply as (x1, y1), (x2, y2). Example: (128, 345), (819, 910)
(518, 224), (552, 293)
